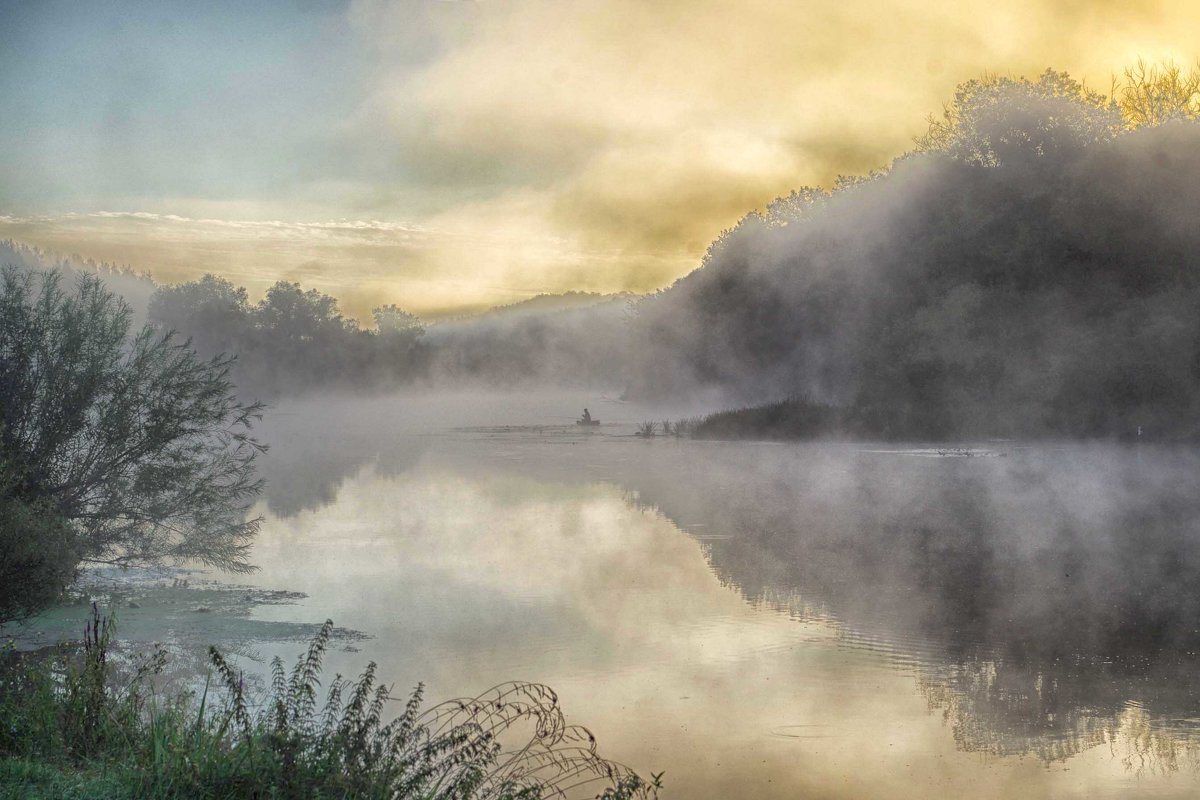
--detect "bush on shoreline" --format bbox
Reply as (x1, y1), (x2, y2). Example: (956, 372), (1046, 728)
(0, 606), (659, 800)
(0, 267), (266, 623)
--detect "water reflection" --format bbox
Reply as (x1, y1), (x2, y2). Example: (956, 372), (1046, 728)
(619, 445), (1200, 773)
(258, 426), (427, 517)
(245, 400), (1200, 797)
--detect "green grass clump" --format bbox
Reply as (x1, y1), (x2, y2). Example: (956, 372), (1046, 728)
(1, 604), (660, 799)
(0, 758), (133, 799)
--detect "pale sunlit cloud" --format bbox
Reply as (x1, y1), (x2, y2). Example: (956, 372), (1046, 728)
(310, 0), (1200, 302)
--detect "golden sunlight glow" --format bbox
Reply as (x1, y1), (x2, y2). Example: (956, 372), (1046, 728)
(2, 0), (1198, 316)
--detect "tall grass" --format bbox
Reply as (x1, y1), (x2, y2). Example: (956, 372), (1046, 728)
(671, 418), (701, 438)
(0, 605), (660, 799)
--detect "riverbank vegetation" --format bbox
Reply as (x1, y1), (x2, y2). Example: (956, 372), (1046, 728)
(682, 396), (841, 441)
(626, 62), (1200, 440)
(0, 268), (265, 622)
(0, 266), (660, 798)
(0, 609), (659, 800)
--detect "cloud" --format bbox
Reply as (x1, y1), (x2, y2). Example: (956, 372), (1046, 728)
(3, 0), (1199, 313)
(343, 0), (1199, 301)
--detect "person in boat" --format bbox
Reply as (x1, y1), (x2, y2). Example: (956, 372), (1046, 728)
(581, 408), (592, 423)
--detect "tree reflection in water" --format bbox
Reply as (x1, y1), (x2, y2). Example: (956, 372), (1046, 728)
(617, 444), (1200, 775)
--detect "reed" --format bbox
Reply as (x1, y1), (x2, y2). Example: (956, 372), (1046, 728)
(690, 395), (839, 441)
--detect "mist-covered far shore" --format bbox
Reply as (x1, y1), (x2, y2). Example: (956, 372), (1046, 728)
(8, 64), (1200, 441)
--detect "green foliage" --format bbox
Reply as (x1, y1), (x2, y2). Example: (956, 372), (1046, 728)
(0, 613), (661, 800)
(0, 759), (135, 800)
(0, 466), (78, 621)
(0, 268), (265, 618)
(0, 605), (162, 764)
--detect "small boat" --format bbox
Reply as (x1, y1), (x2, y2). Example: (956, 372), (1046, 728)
(576, 418), (600, 426)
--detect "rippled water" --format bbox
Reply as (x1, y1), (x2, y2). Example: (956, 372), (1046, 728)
(28, 392), (1200, 798)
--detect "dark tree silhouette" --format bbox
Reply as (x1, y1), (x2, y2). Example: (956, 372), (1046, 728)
(0, 268), (265, 618)
(147, 274), (252, 362)
(147, 277), (429, 396)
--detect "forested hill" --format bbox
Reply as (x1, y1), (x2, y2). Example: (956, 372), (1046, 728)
(626, 68), (1200, 440)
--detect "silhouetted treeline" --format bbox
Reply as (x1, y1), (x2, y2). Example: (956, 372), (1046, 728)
(627, 65), (1200, 440)
(0, 241), (633, 395)
(148, 276), (427, 396)
(148, 277), (634, 394)
(0, 252), (432, 398)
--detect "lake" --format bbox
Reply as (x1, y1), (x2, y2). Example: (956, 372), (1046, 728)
(23, 392), (1200, 798)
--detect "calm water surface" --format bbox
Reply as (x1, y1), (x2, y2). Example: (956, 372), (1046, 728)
(147, 396), (1200, 796)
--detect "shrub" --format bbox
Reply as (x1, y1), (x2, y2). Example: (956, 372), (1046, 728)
(0, 611), (661, 800)
(0, 468), (78, 621)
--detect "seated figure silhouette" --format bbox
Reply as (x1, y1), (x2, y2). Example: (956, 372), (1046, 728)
(582, 408), (592, 422)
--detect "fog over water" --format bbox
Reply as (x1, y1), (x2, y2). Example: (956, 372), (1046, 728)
(7, 12), (1200, 796)
(192, 392), (1200, 799)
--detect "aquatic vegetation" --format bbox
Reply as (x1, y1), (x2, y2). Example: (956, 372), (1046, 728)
(671, 418), (701, 438)
(689, 396), (840, 441)
(635, 422), (656, 438)
(0, 606), (660, 800)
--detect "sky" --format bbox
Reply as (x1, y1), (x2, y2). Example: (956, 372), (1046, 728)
(0, 0), (1197, 318)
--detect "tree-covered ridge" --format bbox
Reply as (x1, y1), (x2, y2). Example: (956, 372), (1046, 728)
(626, 62), (1200, 439)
